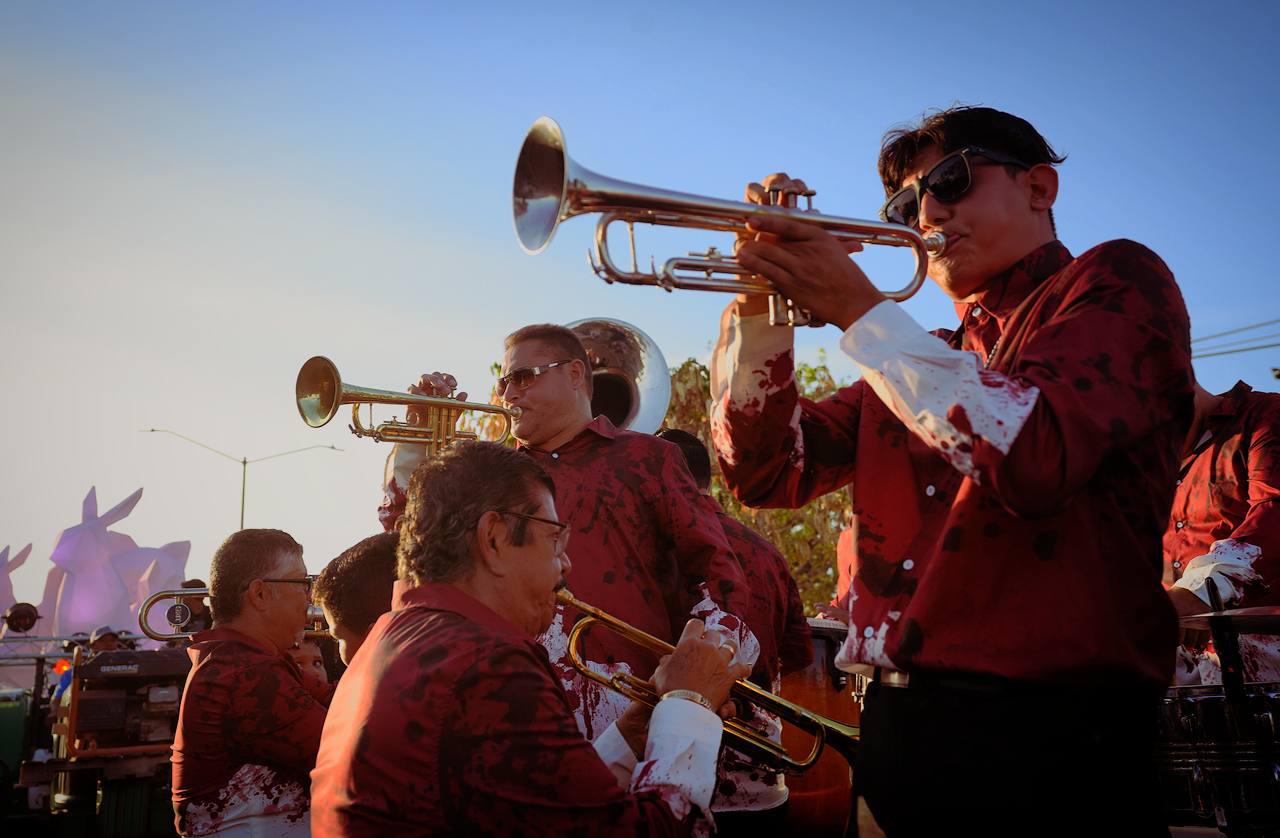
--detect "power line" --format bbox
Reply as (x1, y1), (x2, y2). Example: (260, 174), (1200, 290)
(1191, 318), (1280, 345)
(1192, 342), (1280, 360)
(1189, 331), (1280, 352)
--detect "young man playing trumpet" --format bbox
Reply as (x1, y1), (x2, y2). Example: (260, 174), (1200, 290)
(314, 441), (748, 836)
(713, 105), (1194, 833)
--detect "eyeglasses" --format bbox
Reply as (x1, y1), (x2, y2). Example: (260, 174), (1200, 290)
(256, 575), (317, 597)
(497, 359), (575, 392)
(879, 146), (1030, 228)
(496, 510), (571, 555)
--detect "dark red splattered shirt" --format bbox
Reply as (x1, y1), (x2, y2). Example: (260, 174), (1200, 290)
(707, 499), (812, 687)
(380, 416), (756, 740)
(1164, 381), (1280, 606)
(310, 582), (721, 837)
(711, 240), (1193, 687)
(172, 627), (333, 837)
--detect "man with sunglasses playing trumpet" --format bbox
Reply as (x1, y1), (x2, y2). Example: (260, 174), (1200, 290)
(171, 529), (332, 838)
(316, 441), (748, 836)
(712, 106), (1194, 833)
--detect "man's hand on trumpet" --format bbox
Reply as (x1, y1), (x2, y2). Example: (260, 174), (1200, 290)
(615, 618), (751, 758)
(735, 172), (885, 330)
(405, 371), (468, 426)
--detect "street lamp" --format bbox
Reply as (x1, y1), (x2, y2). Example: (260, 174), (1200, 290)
(142, 429), (341, 529)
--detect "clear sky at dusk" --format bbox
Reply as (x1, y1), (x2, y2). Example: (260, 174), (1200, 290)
(2, 2), (1277, 606)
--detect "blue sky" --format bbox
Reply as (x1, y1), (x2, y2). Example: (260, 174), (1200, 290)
(2, 2), (1277, 605)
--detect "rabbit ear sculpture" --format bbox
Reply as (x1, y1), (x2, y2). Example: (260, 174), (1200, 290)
(0, 543), (34, 613)
(48, 487), (145, 636)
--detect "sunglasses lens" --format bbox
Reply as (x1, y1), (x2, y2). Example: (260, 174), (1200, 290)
(928, 154), (972, 203)
(883, 188), (919, 227)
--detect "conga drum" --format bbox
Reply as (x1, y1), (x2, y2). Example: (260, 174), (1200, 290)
(780, 617), (860, 832)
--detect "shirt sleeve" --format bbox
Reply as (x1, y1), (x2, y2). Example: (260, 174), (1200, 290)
(841, 241), (1192, 517)
(778, 571), (815, 676)
(654, 442), (761, 669)
(1173, 401), (1280, 606)
(230, 659), (329, 775)
(709, 304), (868, 509)
(446, 646), (719, 837)
(377, 443), (427, 531)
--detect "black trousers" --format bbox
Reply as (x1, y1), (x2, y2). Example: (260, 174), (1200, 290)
(852, 674), (1169, 837)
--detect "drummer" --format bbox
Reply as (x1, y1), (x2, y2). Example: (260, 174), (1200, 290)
(1165, 379), (1280, 683)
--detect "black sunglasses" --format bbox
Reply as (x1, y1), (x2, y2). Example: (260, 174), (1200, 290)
(880, 146), (1030, 228)
(497, 359), (576, 392)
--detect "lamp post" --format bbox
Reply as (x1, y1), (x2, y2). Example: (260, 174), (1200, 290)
(142, 429), (341, 529)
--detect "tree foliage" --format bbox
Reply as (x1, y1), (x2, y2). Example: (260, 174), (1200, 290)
(663, 352), (849, 615)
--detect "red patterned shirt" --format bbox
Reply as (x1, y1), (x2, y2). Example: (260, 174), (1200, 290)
(172, 627), (333, 837)
(708, 500), (812, 687)
(1165, 382), (1280, 683)
(380, 416), (757, 740)
(1164, 381), (1280, 605)
(711, 240), (1193, 687)
(310, 583), (721, 837)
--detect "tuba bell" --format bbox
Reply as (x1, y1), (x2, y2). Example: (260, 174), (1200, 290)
(568, 318), (670, 435)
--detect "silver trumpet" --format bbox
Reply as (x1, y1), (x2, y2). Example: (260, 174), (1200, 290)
(513, 116), (946, 327)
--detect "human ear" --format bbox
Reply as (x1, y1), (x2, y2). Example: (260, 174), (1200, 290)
(1027, 164), (1058, 212)
(474, 511), (509, 577)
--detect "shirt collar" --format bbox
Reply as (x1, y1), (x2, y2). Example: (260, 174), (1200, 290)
(188, 626), (277, 658)
(952, 240), (1074, 323)
(392, 581), (526, 641)
(518, 414), (618, 454)
(1212, 380), (1254, 420)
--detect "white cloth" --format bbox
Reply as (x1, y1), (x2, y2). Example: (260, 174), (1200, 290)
(591, 696), (723, 817)
(839, 302), (1040, 482)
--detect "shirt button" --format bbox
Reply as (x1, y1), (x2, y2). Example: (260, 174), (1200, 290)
(903, 559), (915, 571)
(1173, 561), (1182, 569)
(925, 485), (936, 497)
(1176, 479), (1182, 486)
(551, 452), (559, 459)
(863, 627), (875, 638)
(1175, 521), (1184, 530)
(971, 306), (982, 318)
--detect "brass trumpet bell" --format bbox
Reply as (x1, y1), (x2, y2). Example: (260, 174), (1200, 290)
(296, 356), (519, 456)
(513, 116), (946, 327)
(568, 317), (670, 435)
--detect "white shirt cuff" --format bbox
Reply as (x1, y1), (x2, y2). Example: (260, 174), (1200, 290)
(591, 721), (638, 790)
(633, 696), (723, 811)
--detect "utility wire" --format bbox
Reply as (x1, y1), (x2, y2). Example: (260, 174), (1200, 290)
(1189, 331), (1280, 352)
(1192, 342), (1280, 360)
(1191, 318), (1280, 344)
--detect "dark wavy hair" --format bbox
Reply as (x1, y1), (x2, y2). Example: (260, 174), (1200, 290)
(314, 533), (398, 634)
(398, 441), (556, 585)
(878, 106), (1066, 234)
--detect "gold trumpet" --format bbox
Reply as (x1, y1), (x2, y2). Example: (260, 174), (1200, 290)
(138, 587), (330, 642)
(557, 589), (858, 772)
(513, 116), (946, 327)
(296, 356), (520, 457)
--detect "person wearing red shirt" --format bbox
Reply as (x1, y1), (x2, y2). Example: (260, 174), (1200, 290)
(171, 529), (332, 838)
(313, 532), (398, 665)
(313, 440), (748, 837)
(711, 106), (1193, 833)
(377, 325), (758, 749)
(655, 427), (813, 828)
(1166, 380), (1280, 683)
